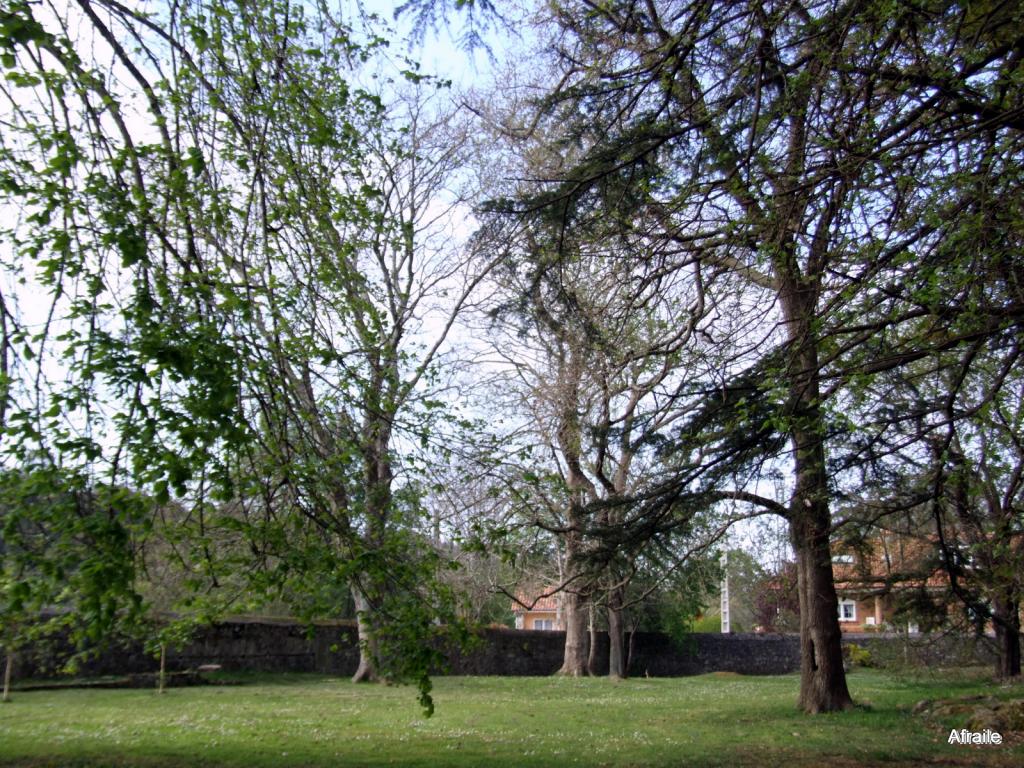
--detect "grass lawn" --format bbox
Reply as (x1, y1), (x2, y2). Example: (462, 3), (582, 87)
(1, 670), (1021, 767)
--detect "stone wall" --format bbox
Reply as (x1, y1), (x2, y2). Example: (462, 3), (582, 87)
(629, 632), (802, 676)
(842, 631), (996, 669)
(15, 619), (994, 680)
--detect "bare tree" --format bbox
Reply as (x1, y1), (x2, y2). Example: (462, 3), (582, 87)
(475, 187), (718, 674)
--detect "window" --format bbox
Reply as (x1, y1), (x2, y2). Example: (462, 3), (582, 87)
(907, 622), (920, 635)
(534, 618), (554, 630)
(838, 599), (857, 622)
(864, 616), (876, 626)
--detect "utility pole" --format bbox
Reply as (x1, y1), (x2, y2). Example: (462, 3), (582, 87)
(720, 551), (731, 634)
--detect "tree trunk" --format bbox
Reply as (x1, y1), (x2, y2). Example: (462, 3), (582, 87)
(993, 597), (1021, 679)
(157, 643), (166, 694)
(352, 415), (392, 685)
(351, 584), (380, 683)
(2, 650), (12, 703)
(586, 603), (599, 676)
(558, 589), (589, 676)
(777, 264), (854, 713)
(791, 525), (852, 712)
(626, 624), (637, 676)
(607, 586), (626, 679)
(790, 427), (854, 713)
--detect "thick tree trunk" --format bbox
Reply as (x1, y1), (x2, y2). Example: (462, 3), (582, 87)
(993, 597), (1021, 679)
(558, 589), (589, 676)
(778, 263), (854, 713)
(607, 586), (626, 679)
(607, 609), (625, 679)
(351, 585), (380, 683)
(790, 422), (854, 713)
(791, 520), (852, 712)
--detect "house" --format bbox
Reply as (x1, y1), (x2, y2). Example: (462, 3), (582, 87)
(511, 589), (564, 631)
(757, 533), (1020, 635)
(831, 534), (949, 634)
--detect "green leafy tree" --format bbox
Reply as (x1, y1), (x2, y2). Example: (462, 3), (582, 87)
(1, 0), (488, 713)
(0, 468), (150, 699)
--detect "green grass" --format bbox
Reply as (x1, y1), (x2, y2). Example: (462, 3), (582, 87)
(1, 670), (1021, 767)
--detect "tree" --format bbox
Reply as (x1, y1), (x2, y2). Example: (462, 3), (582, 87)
(481, 246), (602, 675)
(751, 561), (801, 634)
(1, 0), (250, 682)
(829, 141), (1024, 675)
(0, 468), (150, 700)
(468, 0), (1024, 711)
(846, 342), (1024, 678)
(701, 549), (766, 634)
(935, 377), (1023, 679)
(475, 164), (723, 674)
(0, 0), (490, 712)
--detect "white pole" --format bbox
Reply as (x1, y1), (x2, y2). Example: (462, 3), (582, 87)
(720, 551), (731, 634)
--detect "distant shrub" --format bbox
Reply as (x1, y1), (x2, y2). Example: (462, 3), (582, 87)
(691, 614), (724, 633)
(844, 643), (873, 668)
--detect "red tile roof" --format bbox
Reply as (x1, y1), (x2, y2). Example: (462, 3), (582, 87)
(512, 589), (560, 613)
(833, 535), (949, 592)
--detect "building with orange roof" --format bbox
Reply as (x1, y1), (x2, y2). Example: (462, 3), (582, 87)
(831, 533), (951, 634)
(511, 589), (564, 631)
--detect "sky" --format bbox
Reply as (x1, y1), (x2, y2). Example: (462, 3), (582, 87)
(361, 0), (514, 87)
